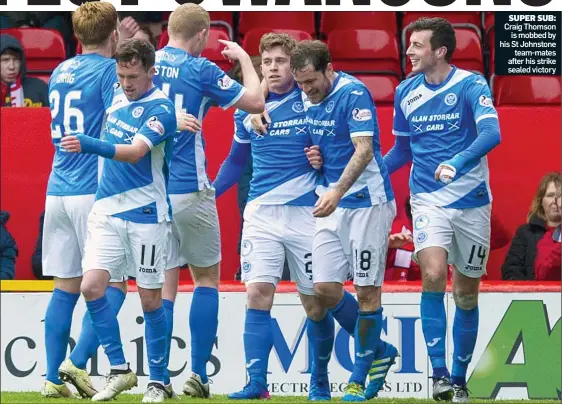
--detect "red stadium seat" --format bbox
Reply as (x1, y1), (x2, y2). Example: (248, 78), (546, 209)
(354, 74), (399, 105)
(402, 12), (481, 30)
(404, 28), (483, 76)
(28, 73), (50, 84)
(483, 12), (494, 31)
(492, 75), (561, 106)
(158, 29), (169, 50)
(242, 28), (311, 56)
(238, 12), (316, 37)
(319, 12), (397, 36)
(201, 29), (233, 72)
(0, 28), (65, 73)
(401, 12), (482, 52)
(328, 29), (401, 76)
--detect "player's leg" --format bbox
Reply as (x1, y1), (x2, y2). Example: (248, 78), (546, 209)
(343, 202), (396, 402)
(174, 189), (221, 397)
(285, 205), (333, 401)
(60, 195), (128, 398)
(128, 220), (170, 403)
(411, 198), (455, 401)
(81, 215), (137, 402)
(449, 205), (491, 403)
(41, 196), (83, 398)
(158, 217), (183, 399)
(228, 205), (284, 400)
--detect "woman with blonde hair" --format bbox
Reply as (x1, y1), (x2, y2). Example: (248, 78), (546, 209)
(502, 172), (561, 280)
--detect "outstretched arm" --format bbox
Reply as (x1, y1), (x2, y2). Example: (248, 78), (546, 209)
(212, 139), (251, 198)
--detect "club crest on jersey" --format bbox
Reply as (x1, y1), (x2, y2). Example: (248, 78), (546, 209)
(479, 95), (494, 107)
(325, 101), (335, 113)
(217, 75), (234, 90)
(292, 102), (304, 113)
(444, 93), (457, 106)
(352, 108), (372, 122)
(147, 116), (165, 136)
(132, 107), (144, 118)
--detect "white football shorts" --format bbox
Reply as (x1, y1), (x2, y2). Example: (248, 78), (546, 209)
(410, 196), (491, 278)
(312, 200), (396, 287)
(42, 195), (124, 282)
(240, 204), (315, 296)
(82, 212), (171, 289)
(167, 187), (221, 270)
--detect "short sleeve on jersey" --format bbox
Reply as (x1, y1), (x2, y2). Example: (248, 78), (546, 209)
(200, 59), (246, 109)
(135, 106), (177, 149)
(233, 109), (251, 143)
(346, 87), (378, 138)
(464, 75), (498, 125)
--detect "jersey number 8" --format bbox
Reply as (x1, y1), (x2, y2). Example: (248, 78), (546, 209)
(49, 90), (85, 139)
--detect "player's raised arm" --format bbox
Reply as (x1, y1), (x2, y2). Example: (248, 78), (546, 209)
(434, 76), (501, 183)
(212, 110), (251, 197)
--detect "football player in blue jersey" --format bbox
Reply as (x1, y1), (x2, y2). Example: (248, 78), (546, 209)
(287, 40), (398, 402)
(41, 3), (129, 399)
(211, 33), (333, 401)
(384, 18), (501, 402)
(151, 4), (265, 399)
(61, 39), (178, 403)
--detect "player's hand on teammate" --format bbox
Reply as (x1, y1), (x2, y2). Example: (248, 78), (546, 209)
(176, 111), (201, 133)
(119, 17), (140, 40)
(250, 110), (271, 135)
(435, 163), (457, 184)
(304, 145), (323, 170)
(313, 188), (342, 218)
(388, 232), (413, 249)
(60, 134), (82, 153)
(219, 39), (249, 63)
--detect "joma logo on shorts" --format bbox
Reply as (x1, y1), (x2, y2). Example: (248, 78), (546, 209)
(464, 264), (482, 271)
(139, 267), (157, 273)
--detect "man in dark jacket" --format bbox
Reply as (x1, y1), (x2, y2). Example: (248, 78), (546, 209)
(1, 34), (49, 107)
(0, 211), (18, 280)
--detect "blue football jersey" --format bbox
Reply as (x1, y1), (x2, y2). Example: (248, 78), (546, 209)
(234, 87), (318, 206)
(91, 87), (177, 224)
(393, 67), (498, 209)
(303, 72), (394, 209)
(153, 46), (246, 194)
(47, 54), (122, 196)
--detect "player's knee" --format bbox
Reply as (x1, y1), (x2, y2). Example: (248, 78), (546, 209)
(139, 289), (162, 312)
(80, 276), (104, 301)
(453, 291), (478, 310)
(422, 269), (448, 292)
(246, 283), (275, 310)
(313, 283), (343, 309)
(191, 263), (220, 288)
(303, 300), (326, 322)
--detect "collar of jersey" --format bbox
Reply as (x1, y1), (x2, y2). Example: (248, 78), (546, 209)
(267, 83), (297, 101)
(136, 86), (158, 101)
(423, 65), (457, 91)
(307, 72), (342, 106)
(163, 45), (196, 57)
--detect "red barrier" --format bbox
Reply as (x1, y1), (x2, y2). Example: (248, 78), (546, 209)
(1, 106), (560, 280)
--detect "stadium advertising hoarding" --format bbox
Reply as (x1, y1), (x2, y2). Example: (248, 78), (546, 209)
(1, 291), (559, 399)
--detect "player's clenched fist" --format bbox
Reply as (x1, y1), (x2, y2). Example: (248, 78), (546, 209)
(304, 145), (322, 170)
(176, 111), (201, 133)
(250, 110), (270, 135)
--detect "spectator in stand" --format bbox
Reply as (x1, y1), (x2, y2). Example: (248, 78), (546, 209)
(0, 211), (18, 280)
(1, 34), (48, 107)
(502, 172), (561, 280)
(387, 196), (511, 281)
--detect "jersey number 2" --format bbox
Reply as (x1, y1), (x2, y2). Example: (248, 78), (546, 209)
(49, 90), (85, 139)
